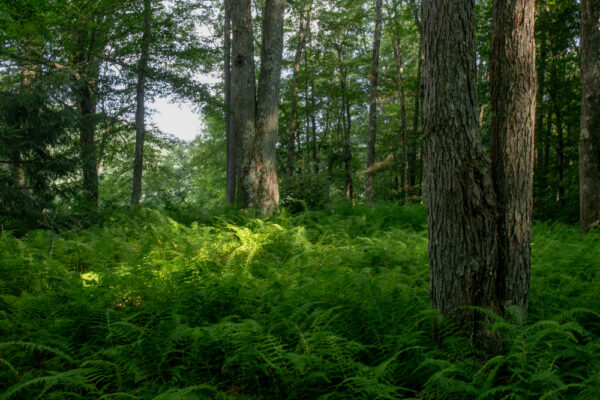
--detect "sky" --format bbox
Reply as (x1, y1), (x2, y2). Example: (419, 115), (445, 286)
(150, 97), (204, 142)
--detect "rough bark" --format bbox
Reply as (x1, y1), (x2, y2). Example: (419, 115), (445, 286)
(225, 0), (236, 205)
(490, 0), (536, 313)
(393, 39), (409, 204)
(423, 0), (500, 334)
(231, 0), (257, 206)
(287, 2), (310, 176)
(131, 0), (152, 207)
(365, 0), (383, 203)
(242, 0), (285, 215)
(579, 0), (600, 232)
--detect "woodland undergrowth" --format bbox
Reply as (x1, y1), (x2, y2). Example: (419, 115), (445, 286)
(1, 203), (599, 399)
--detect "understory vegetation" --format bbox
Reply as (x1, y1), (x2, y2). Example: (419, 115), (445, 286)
(1, 203), (599, 399)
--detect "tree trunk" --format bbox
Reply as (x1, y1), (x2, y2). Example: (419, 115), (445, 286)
(310, 82), (319, 173)
(579, 0), (600, 232)
(535, 5), (548, 169)
(77, 79), (99, 209)
(393, 39), (409, 204)
(411, 45), (423, 188)
(336, 48), (353, 200)
(365, 0), (383, 203)
(242, 0), (285, 215)
(423, 0), (500, 338)
(231, 0), (257, 206)
(490, 0), (536, 313)
(287, 2), (310, 177)
(225, 0), (236, 205)
(131, 0), (152, 207)
(550, 63), (565, 203)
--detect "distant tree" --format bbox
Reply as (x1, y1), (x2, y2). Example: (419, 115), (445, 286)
(365, 0), (383, 203)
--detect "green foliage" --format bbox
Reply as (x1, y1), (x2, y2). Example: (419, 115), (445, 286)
(1, 204), (599, 398)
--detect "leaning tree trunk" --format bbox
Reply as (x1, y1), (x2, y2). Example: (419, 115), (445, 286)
(131, 0), (152, 207)
(231, 0), (257, 206)
(579, 0), (600, 233)
(423, 0), (501, 336)
(365, 0), (383, 203)
(225, 0), (236, 205)
(243, 0), (285, 215)
(490, 0), (536, 314)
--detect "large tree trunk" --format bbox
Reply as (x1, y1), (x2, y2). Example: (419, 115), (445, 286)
(131, 0), (152, 207)
(490, 0), (536, 313)
(423, 0), (501, 337)
(579, 0), (600, 232)
(225, 0), (236, 205)
(242, 0), (285, 215)
(393, 39), (409, 204)
(365, 0), (383, 203)
(287, 2), (310, 176)
(231, 0), (257, 206)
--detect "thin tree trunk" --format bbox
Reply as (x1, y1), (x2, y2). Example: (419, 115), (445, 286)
(411, 45), (422, 187)
(310, 82), (319, 173)
(535, 5), (548, 168)
(393, 39), (409, 204)
(365, 0), (383, 203)
(225, 0), (236, 205)
(131, 0), (152, 207)
(77, 79), (99, 209)
(423, 0), (500, 341)
(336, 48), (353, 200)
(579, 0), (600, 232)
(550, 63), (565, 203)
(555, 107), (565, 203)
(287, 2), (310, 176)
(490, 0), (536, 314)
(243, 0), (285, 215)
(231, 0), (256, 206)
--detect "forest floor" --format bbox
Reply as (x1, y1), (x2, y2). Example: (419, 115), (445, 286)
(1, 203), (600, 399)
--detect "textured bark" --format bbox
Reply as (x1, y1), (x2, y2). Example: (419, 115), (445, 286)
(287, 2), (310, 176)
(490, 0), (536, 313)
(365, 0), (383, 203)
(579, 0), (600, 232)
(231, 0), (256, 206)
(423, 0), (500, 332)
(225, 0), (236, 205)
(242, 0), (285, 215)
(131, 0), (152, 207)
(393, 40), (409, 204)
